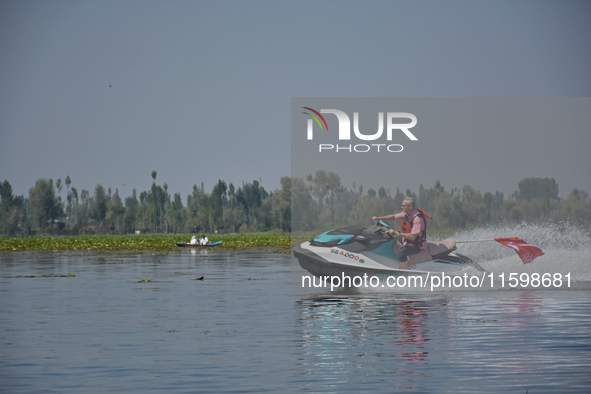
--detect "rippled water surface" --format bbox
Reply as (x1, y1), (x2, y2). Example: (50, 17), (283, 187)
(1, 249), (590, 393)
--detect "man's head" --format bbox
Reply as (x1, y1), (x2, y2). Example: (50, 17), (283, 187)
(401, 197), (415, 215)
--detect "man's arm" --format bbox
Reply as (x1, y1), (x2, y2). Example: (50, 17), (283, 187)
(372, 214), (399, 221)
(398, 231), (418, 241)
(384, 229), (417, 241)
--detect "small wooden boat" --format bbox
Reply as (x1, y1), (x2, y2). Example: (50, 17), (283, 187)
(176, 241), (222, 247)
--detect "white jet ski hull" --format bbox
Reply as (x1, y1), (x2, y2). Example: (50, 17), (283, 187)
(293, 241), (475, 280)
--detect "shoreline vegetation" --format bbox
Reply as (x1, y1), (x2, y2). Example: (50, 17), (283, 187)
(2, 174), (590, 255)
(0, 232), (304, 252)
(0, 229), (458, 253)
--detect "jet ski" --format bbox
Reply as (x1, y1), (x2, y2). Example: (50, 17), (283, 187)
(293, 220), (485, 280)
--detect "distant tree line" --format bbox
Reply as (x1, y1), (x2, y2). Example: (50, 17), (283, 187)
(291, 173), (591, 231)
(1, 172), (590, 236)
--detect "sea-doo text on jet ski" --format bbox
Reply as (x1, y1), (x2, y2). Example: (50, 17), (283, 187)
(293, 220), (485, 280)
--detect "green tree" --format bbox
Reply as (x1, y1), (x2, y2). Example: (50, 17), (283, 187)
(211, 179), (228, 231)
(28, 179), (59, 231)
(235, 180), (267, 230)
(517, 177), (559, 202)
(434, 192), (464, 229)
(124, 190), (139, 233)
(307, 171), (345, 226)
(1, 180), (14, 212)
(393, 187), (405, 210)
(272, 176), (291, 231)
(461, 185), (483, 225)
(186, 183), (210, 233)
(291, 177), (315, 231)
(69, 188), (89, 233)
(349, 183), (363, 222)
(56, 178), (63, 206)
(138, 190), (149, 230)
(64, 176), (73, 216)
(89, 184), (108, 225)
(106, 189), (125, 233)
(224, 182), (243, 232)
(555, 188), (591, 225)
(358, 189), (395, 227)
(417, 182), (441, 214)
(0, 180), (28, 235)
(143, 172), (170, 232)
(166, 192), (186, 233)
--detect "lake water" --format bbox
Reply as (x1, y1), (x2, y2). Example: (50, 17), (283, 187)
(1, 247), (590, 393)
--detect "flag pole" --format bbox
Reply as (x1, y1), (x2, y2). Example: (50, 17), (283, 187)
(456, 239), (496, 243)
(456, 237), (545, 264)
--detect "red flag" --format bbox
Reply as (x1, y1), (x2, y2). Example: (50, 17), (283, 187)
(494, 237), (545, 264)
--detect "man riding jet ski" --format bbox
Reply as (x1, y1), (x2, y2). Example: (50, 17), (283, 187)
(293, 198), (485, 279)
(372, 197), (431, 270)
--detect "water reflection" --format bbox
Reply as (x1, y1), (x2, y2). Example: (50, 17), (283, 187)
(294, 292), (591, 393)
(496, 293), (544, 377)
(190, 249), (210, 256)
(397, 301), (429, 365)
(2, 252), (591, 393)
(296, 294), (443, 390)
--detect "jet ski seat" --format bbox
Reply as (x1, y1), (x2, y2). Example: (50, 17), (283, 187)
(427, 238), (456, 256)
(327, 225), (364, 237)
(310, 225), (366, 246)
(394, 238), (457, 265)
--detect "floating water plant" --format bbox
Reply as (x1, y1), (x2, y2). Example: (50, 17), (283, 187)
(0, 232), (304, 252)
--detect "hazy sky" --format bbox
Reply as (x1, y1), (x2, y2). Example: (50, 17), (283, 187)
(291, 97), (591, 199)
(1, 0), (590, 201)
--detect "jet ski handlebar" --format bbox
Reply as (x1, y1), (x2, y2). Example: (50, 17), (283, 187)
(372, 219), (394, 239)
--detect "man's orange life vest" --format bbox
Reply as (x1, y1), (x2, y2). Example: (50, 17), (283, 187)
(400, 208), (433, 247)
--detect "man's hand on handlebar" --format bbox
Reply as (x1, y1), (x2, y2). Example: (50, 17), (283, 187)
(386, 229), (401, 237)
(372, 217), (402, 238)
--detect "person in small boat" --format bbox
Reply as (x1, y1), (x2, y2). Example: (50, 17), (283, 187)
(372, 197), (429, 269)
(199, 234), (209, 245)
(190, 235), (198, 245)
